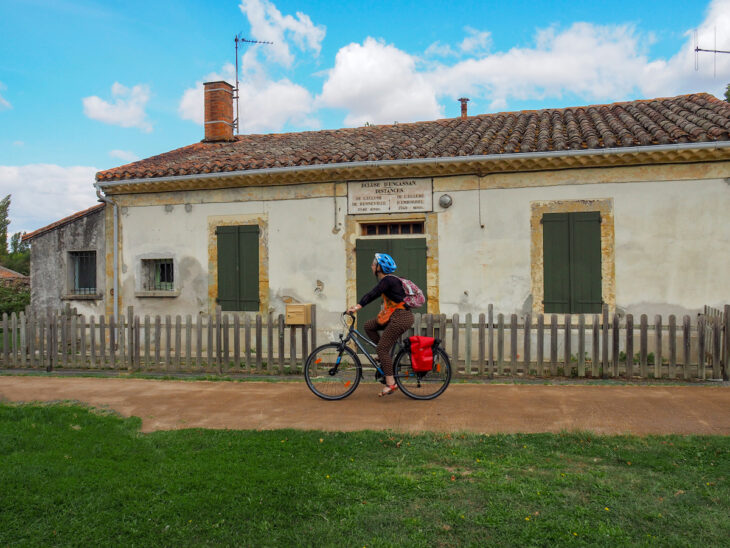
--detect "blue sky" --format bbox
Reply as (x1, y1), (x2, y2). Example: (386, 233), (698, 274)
(1, 0), (729, 236)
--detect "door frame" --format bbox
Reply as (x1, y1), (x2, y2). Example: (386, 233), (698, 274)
(345, 212), (440, 314)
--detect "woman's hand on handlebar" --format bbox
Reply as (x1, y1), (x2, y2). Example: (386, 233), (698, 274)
(345, 304), (361, 315)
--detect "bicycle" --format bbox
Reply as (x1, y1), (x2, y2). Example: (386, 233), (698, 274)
(304, 312), (451, 401)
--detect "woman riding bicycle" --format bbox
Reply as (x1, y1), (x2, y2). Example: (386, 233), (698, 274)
(347, 253), (414, 396)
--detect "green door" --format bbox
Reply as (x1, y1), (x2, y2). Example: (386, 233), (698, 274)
(355, 238), (428, 329)
(542, 212), (601, 314)
(217, 225), (259, 311)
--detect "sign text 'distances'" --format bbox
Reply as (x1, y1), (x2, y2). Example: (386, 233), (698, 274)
(348, 179), (433, 214)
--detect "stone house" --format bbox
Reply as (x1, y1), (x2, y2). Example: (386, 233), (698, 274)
(27, 82), (730, 335)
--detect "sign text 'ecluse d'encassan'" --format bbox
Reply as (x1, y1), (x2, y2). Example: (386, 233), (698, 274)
(347, 178), (433, 214)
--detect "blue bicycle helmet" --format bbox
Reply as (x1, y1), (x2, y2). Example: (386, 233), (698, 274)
(374, 253), (397, 274)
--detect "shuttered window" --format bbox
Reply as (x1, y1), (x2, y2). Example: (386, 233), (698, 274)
(217, 225), (259, 311)
(542, 212), (602, 314)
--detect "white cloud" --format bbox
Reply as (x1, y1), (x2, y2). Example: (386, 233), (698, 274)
(318, 38), (442, 126)
(82, 82), (152, 132)
(12, 141), (24, 147)
(239, 0), (326, 68)
(179, 60), (317, 134)
(0, 165), (99, 235)
(109, 150), (139, 163)
(460, 27), (491, 55)
(0, 81), (10, 110)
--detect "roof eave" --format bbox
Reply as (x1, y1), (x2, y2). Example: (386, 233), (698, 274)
(96, 141), (730, 195)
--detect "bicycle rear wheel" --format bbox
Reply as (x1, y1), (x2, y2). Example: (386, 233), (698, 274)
(394, 346), (451, 400)
(304, 343), (362, 400)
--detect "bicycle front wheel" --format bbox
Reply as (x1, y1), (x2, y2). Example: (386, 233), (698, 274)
(304, 343), (362, 400)
(394, 346), (452, 400)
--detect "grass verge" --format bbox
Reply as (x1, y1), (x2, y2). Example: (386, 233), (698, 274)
(1, 403), (728, 546)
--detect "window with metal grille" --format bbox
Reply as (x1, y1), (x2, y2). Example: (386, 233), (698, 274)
(69, 251), (96, 295)
(361, 222), (424, 236)
(142, 259), (174, 291)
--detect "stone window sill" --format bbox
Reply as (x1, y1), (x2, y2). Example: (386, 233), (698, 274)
(62, 293), (103, 301)
(135, 290), (180, 298)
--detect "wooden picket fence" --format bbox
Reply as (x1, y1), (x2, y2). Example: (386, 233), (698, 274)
(1, 304), (728, 380)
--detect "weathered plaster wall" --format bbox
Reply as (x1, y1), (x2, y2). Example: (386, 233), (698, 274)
(111, 163), (730, 332)
(29, 209), (105, 316)
(435, 174), (729, 317)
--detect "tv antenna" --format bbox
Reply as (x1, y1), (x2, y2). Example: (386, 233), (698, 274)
(234, 34), (273, 134)
(694, 28), (729, 78)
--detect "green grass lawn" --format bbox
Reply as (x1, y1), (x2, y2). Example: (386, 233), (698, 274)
(1, 403), (727, 547)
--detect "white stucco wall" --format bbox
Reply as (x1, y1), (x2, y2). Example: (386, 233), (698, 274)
(436, 176), (730, 317)
(114, 171), (730, 330)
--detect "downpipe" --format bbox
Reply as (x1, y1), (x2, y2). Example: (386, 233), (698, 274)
(94, 183), (119, 320)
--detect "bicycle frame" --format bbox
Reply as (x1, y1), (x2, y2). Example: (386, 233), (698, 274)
(337, 313), (402, 377)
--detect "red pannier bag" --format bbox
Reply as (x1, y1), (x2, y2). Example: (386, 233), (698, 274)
(409, 336), (435, 372)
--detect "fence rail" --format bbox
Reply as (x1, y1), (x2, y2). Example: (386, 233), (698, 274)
(1, 304), (728, 380)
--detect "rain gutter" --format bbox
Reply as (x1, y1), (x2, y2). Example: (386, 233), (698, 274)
(95, 141), (730, 189)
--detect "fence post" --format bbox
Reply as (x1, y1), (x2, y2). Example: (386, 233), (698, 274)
(497, 313), (504, 375)
(510, 314), (517, 374)
(451, 314), (460, 369)
(256, 314), (263, 370)
(195, 314), (203, 369)
(668, 315), (676, 379)
(477, 313), (485, 376)
(577, 315), (585, 377)
(267, 312), (274, 372)
(99, 315), (106, 368)
(550, 314), (557, 376)
(591, 315), (599, 377)
(640, 314), (648, 378)
(537, 314), (544, 376)
(216, 306), (222, 374)
(278, 314), (285, 372)
(109, 315), (117, 369)
(234, 314), (241, 370)
(654, 315), (663, 379)
(612, 314), (620, 378)
(465, 313), (472, 375)
(310, 305), (317, 356)
(221, 314), (229, 373)
(487, 304), (494, 378)
(601, 306), (609, 378)
(245, 314), (252, 370)
(564, 314), (572, 376)
(134, 316), (141, 371)
(144, 315), (150, 371)
(185, 315), (192, 370)
(127, 306), (134, 371)
(626, 314), (634, 379)
(720, 304), (730, 381)
(682, 315), (691, 380)
(697, 316), (706, 381)
(712, 317), (721, 380)
(1, 313), (8, 367)
(164, 315), (172, 371)
(523, 313), (531, 374)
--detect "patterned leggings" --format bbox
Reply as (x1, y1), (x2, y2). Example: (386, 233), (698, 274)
(364, 309), (414, 376)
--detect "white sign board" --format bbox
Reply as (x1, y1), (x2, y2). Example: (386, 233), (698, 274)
(347, 178), (433, 214)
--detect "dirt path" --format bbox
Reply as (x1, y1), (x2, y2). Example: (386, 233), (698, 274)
(1, 376), (729, 435)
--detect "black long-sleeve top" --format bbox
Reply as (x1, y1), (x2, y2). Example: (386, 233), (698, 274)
(358, 275), (406, 308)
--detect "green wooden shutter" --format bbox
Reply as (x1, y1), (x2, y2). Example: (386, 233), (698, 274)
(543, 213), (571, 313)
(217, 225), (259, 311)
(570, 212), (602, 313)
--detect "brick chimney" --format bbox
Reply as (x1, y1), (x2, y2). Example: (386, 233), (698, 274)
(204, 81), (234, 141)
(458, 97), (470, 119)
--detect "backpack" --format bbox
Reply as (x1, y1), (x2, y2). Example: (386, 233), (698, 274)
(398, 277), (425, 309)
(408, 336), (437, 372)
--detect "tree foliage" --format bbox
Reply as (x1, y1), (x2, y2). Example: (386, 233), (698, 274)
(0, 194), (30, 275)
(725, 83), (730, 102)
(0, 284), (30, 316)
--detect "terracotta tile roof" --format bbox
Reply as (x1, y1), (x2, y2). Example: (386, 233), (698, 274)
(0, 265), (27, 279)
(97, 93), (730, 182)
(22, 203), (105, 242)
